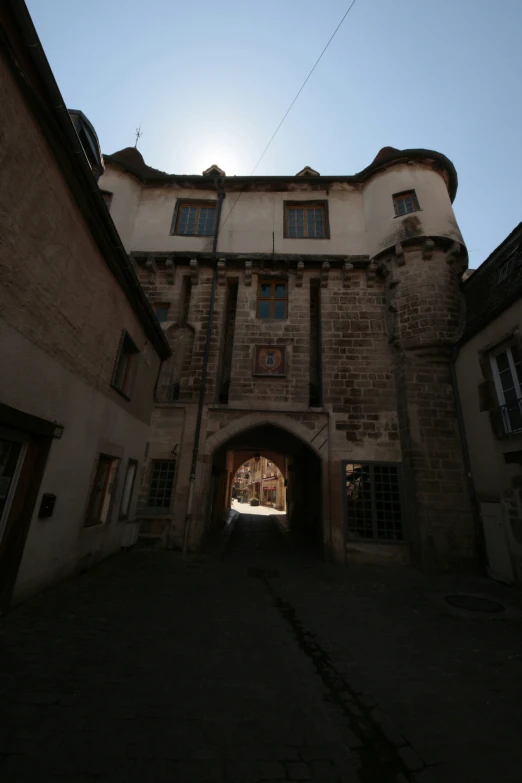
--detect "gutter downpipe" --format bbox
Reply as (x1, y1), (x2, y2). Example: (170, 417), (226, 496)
(182, 184), (226, 557)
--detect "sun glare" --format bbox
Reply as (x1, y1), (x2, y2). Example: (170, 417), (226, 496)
(177, 126), (258, 176)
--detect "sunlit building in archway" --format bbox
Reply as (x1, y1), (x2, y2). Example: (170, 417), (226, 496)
(98, 146), (476, 570)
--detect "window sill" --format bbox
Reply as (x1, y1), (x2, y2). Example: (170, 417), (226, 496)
(346, 537), (408, 546)
(171, 233), (214, 238)
(83, 520), (105, 529)
(139, 511), (172, 518)
(283, 236), (330, 240)
(393, 209), (423, 219)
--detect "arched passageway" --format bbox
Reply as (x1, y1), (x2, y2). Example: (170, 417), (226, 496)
(208, 424), (324, 553)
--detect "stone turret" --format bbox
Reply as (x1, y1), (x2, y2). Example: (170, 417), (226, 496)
(363, 153), (475, 570)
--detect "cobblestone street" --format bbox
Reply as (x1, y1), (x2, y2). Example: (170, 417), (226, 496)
(1, 513), (522, 782)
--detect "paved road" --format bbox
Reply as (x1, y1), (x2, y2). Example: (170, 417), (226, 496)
(1, 513), (522, 782)
(0, 515), (358, 782)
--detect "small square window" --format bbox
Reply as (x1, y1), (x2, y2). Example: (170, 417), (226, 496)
(154, 303), (170, 323)
(257, 280), (288, 319)
(393, 191), (420, 217)
(112, 331), (139, 399)
(172, 200), (217, 236)
(284, 202), (327, 238)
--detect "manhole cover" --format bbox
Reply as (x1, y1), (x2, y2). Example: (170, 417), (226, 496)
(247, 566), (279, 579)
(445, 594), (505, 613)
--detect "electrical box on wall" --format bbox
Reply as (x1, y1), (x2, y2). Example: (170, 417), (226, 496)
(38, 493), (56, 519)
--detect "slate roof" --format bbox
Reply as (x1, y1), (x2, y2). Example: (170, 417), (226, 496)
(462, 222), (522, 342)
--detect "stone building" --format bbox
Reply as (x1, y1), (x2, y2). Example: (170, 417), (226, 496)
(98, 142), (476, 570)
(0, 1), (170, 608)
(456, 222), (522, 584)
(243, 457), (286, 511)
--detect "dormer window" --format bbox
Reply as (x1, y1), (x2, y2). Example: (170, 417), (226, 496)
(393, 190), (420, 217)
(202, 164), (226, 176)
(295, 166), (320, 177)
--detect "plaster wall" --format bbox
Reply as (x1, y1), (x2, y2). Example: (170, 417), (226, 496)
(362, 164), (464, 258)
(97, 167), (143, 252)
(1, 323), (150, 603)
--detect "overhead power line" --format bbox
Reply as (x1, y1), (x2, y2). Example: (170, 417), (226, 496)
(216, 0), (358, 238)
(250, 0), (357, 177)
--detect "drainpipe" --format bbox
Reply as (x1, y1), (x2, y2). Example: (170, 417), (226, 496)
(182, 183), (226, 557)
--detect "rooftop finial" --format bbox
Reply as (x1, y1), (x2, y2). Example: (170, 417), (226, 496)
(134, 122), (143, 149)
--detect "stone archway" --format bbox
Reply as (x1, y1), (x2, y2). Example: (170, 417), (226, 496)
(206, 419), (325, 555)
(205, 412), (324, 460)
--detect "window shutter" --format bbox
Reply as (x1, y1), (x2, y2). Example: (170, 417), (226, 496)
(478, 379), (497, 412)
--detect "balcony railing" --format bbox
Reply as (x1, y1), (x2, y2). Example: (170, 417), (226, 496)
(499, 400), (522, 435)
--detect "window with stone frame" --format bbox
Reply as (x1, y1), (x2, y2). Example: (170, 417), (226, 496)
(344, 462), (404, 542)
(171, 200), (216, 236)
(392, 190), (420, 217)
(147, 459), (176, 510)
(284, 201), (328, 239)
(490, 344), (522, 434)
(257, 279), (288, 319)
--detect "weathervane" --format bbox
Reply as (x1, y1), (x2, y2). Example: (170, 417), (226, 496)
(134, 122), (143, 148)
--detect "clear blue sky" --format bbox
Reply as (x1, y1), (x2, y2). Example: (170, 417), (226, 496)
(27, 0), (522, 266)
